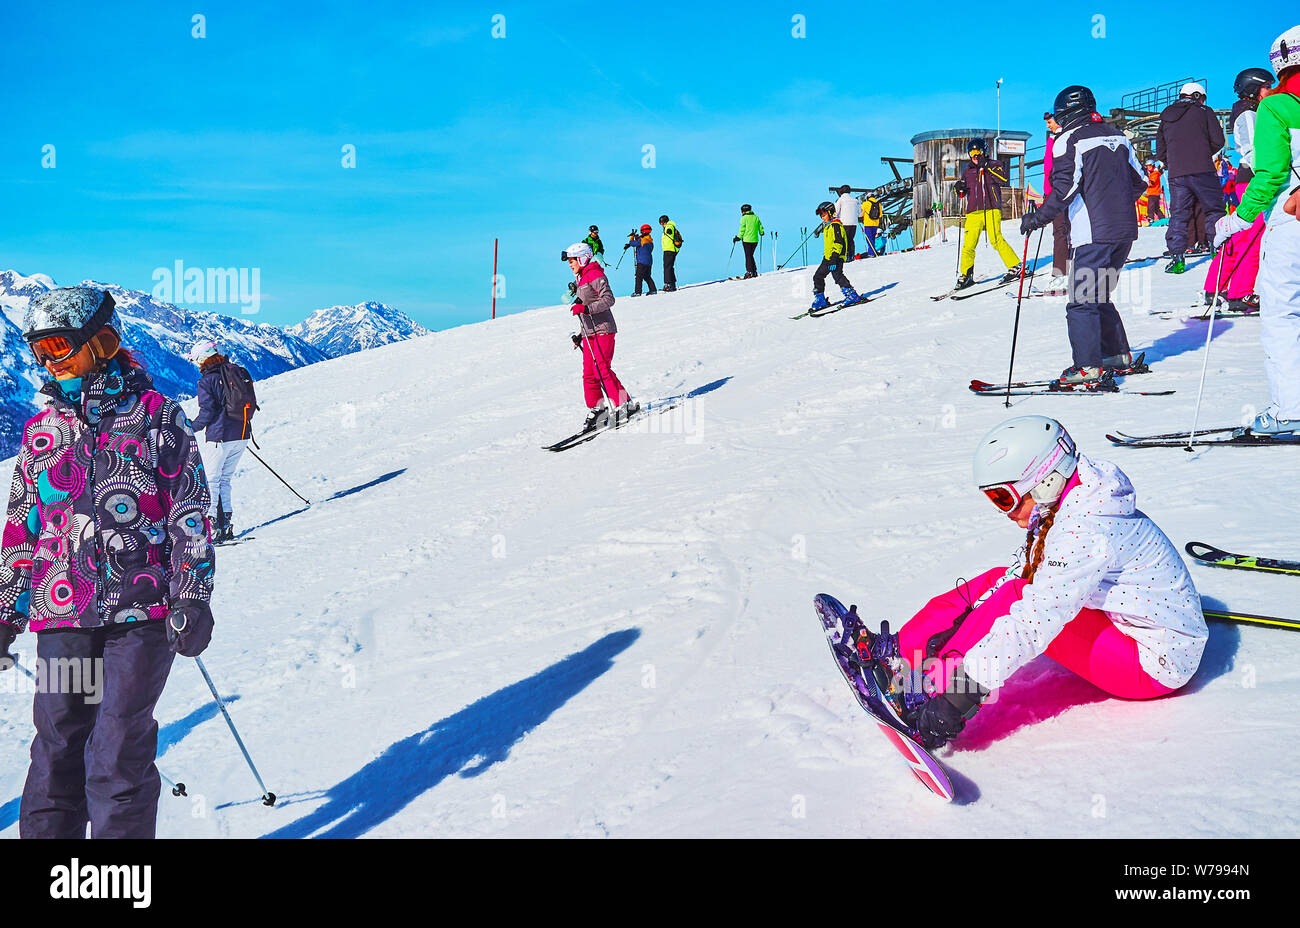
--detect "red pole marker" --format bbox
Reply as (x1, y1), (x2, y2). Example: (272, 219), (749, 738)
(492, 237), (499, 319)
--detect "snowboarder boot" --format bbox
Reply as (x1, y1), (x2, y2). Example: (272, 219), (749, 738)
(1056, 364), (1104, 386)
(999, 264), (1024, 284)
(1247, 408), (1300, 437)
(953, 270), (975, 291)
(1164, 254), (1186, 274)
(841, 287), (862, 305)
(582, 404), (609, 433)
(810, 292), (831, 311)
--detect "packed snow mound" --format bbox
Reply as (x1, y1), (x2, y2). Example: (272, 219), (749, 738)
(286, 301), (431, 358)
(1, 227), (1296, 838)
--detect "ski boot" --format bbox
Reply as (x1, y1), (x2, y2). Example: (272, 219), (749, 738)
(220, 510), (235, 543)
(612, 399), (640, 426)
(1101, 351), (1149, 375)
(998, 263), (1024, 284)
(1226, 294), (1260, 315)
(743, 271), (758, 279)
(809, 292), (831, 311)
(840, 287), (862, 306)
(1044, 274), (1069, 293)
(953, 270), (975, 291)
(1054, 365), (1109, 390)
(582, 403), (609, 433)
(629, 291), (641, 298)
(1246, 408), (1300, 437)
(1164, 253), (1186, 274)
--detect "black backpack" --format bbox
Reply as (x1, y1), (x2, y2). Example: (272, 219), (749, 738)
(868, 200), (882, 221)
(218, 361), (259, 439)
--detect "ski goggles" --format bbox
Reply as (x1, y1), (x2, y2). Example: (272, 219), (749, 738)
(29, 333), (82, 365)
(980, 483), (1023, 513)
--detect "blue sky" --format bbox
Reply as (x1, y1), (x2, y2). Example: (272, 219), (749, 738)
(0, 1), (1290, 329)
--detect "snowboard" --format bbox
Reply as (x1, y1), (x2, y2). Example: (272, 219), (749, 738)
(812, 593), (955, 801)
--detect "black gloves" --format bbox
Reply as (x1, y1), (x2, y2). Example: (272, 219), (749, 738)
(0, 622), (17, 672)
(955, 180), (968, 197)
(733, 236), (741, 243)
(571, 333), (582, 348)
(1020, 207), (1046, 235)
(567, 281), (578, 298)
(913, 695), (969, 750)
(166, 600), (214, 657)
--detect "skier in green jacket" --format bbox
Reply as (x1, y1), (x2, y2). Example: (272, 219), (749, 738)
(734, 204), (764, 278)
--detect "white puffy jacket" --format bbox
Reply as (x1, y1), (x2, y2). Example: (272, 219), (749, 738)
(835, 193), (859, 226)
(964, 454), (1207, 691)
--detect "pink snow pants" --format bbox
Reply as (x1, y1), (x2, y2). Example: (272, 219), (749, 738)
(1204, 180), (1266, 299)
(580, 333), (627, 408)
(899, 567), (1175, 700)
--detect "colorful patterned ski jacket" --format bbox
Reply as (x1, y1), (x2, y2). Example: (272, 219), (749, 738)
(0, 362), (214, 633)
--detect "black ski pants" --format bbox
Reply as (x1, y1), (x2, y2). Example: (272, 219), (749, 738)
(663, 250), (677, 289)
(1066, 241), (1133, 369)
(634, 263), (656, 295)
(21, 622), (175, 838)
(813, 259), (851, 294)
(742, 241), (758, 276)
(1166, 172), (1225, 255)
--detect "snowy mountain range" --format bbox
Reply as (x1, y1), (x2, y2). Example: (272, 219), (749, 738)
(286, 300), (430, 358)
(0, 271), (431, 455)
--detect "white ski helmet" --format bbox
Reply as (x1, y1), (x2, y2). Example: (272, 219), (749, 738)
(1268, 25), (1300, 76)
(972, 415), (1079, 511)
(189, 338), (218, 364)
(562, 242), (594, 265)
(1180, 82), (1207, 100)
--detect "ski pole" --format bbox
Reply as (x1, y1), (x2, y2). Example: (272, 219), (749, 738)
(727, 239), (736, 275)
(1185, 237), (1232, 451)
(246, 447), (311, 507)
(1002, 226), (1041, 408)
(779, 226), (818, 270)
(194, 657), (275, 806)
(5, 654), (189, 798)
(614, 247), (627, 271)
(1198, 221), (1265, 319)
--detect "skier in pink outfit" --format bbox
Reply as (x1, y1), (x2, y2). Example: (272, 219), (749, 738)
(563, 242), (639, 432)
(1202, 67), (1275, 312)
(857, 416), (1207, 749)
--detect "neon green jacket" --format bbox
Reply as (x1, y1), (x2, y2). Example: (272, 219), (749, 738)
(661, 221), (682, 253)
(738, 212), (764, 243)
(1236, 91), (1300, 226)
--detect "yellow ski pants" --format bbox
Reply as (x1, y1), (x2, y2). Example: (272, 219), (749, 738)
(960, 209), (1020, 275)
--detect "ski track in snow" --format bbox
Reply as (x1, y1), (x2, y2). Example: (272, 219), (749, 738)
(1, 227), (1297, 838)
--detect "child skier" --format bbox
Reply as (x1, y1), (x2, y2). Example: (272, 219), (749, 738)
(1202, 67), (1275, 313)
(1020, 85), (1147, 386)
(1214, 25), (1300, 436)
(810, 201), (863, 311)
(584, 225), (605, 261)
(0, 287), (215, 837)
(623, 225), (657, 296)
(954, 138), (1023, 289)
(847, 415), (1206, 750)
(563, 242), (638, 431)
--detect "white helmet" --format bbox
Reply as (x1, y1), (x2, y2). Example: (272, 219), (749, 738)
(1269, 25), (1300, 76)
(189, 338), (218, 364)
(1180, 82), (1207, 100)
(562, 242), (594, 265)
(972, 416), (1079, 511)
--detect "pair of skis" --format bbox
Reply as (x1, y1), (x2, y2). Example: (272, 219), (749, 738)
(969, 361), (1172, 397)
(1106, 425), (1299, 447)
(931, 274), (1018, 302)
(1186, 541), (1300, 583)
(790, 294), (879, 321)
(541, 401), (678, 452)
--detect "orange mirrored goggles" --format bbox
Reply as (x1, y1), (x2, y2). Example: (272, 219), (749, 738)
(29, 334), (81, 365)
(981, 484), (1022, 513)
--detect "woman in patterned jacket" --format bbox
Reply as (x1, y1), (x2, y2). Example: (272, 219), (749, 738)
(0, 286), (215, 838)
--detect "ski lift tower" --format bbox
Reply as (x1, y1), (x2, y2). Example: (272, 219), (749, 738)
(909, 128), (1032, 245)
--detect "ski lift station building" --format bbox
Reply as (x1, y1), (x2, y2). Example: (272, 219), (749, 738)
(910, 128), (1032, 242)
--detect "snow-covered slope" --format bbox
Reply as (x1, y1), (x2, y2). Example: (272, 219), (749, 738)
(1, 227), (1297, 838)
(286, 301), (430, 358)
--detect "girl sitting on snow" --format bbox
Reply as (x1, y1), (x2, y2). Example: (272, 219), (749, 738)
(859, 415), (1208, 749)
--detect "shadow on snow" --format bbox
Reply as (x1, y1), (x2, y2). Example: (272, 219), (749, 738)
(243, 469), (407, 534)
(262, 628), (640, 838)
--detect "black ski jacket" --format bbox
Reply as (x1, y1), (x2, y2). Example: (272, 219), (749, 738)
(1156, 99), (1226, 178)
(1025, 117), (1146, 246)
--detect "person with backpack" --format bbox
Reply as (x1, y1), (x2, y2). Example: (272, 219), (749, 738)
(808, 200), (863, 311)
(623, 225), (657, 296)
(189, 339), (257, 543)
(734, 204), (764, 278)
(954, 138), (1024, 289)
(0, 286), (215, 838)
(1020, 85), (1147, 387)
(658, 214), (683, 291)
(860, 195), (884, 256)
(1157, 81), (1227, 273)
(1044, 112), (1072, 291)
(1214, 25), (1300, 437)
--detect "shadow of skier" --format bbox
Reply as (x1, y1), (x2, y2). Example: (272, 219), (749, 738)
(261, 628), (640, 838)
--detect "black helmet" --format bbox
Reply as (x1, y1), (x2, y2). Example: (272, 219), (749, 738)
(838, 184), (851, 195)
(658, 214), (669, 223)
(967, 138), (986, 155)
(740, 203), (752, 213)
(815, 200), (835, 217)
(1052, 84), (1097, 129)
(589, 224), (599, 233)
(1233, 67), (1273, 99)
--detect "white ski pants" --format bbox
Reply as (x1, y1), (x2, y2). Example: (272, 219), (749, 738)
(1257, 218), (1300, 419)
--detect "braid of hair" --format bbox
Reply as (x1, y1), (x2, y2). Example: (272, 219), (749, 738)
(1021, 506), (1058, 583)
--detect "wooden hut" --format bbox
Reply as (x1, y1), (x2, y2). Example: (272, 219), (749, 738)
(910, 128), (1032, 245)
